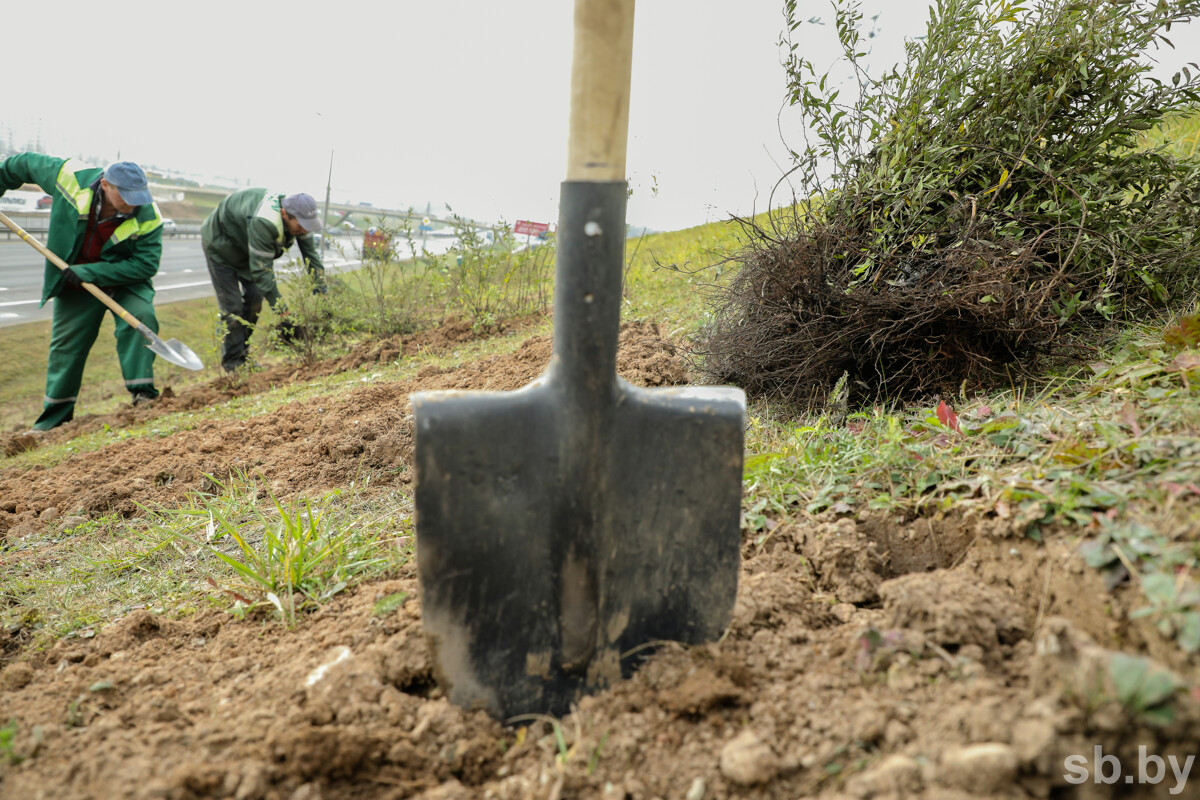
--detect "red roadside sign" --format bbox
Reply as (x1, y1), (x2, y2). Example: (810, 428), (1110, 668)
(514, 220), (550, 237)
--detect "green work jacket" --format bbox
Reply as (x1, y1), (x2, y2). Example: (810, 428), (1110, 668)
(0, 152), (164, 306)
(200, 187), (324, 306)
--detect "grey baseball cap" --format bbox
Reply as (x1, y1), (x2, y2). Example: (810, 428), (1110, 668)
(282, 193), (323, 232)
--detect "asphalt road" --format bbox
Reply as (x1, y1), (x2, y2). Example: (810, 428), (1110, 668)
(0, 238), (361, 328)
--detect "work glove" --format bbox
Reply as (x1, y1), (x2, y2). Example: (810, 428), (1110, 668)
(276, 314), (307, 344)
(61, 267), (84, 289)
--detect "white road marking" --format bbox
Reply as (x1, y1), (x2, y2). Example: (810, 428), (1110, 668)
(154, 280), (213, 291)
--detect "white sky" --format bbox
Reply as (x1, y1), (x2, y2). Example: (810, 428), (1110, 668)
(4, 1), (1198, 232)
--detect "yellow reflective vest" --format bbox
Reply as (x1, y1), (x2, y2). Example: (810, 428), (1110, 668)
(0, 152), (163, 306)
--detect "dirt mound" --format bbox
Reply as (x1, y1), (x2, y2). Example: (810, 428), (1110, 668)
(0, 315), (547, 457)
(3, 515), (1197, 799)
(2, 318), (1198, 799)
(0, 321), (683, 539)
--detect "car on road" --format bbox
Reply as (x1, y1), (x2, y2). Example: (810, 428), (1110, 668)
(161, 218), (178, 237)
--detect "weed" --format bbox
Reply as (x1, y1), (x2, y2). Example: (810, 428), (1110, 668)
(372, 592), (409, 617)
(146, 473), (410, 626)
(1131, 573), (1200, 654)
(1108, 652), (1181, 726)
(0, 719), (22, 765)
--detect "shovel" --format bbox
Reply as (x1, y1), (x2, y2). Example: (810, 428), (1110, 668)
(411, 0), (746, 719)
(0, 210), (204, 371)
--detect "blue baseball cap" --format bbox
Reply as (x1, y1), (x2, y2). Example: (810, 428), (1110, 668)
(104, 162), (152, 206)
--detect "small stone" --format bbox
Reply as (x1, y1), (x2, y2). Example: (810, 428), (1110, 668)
(413, 780), (473, 800)
(884, 719), (911, 746)
(1012, 717), (1058, 773)
(39, 507), (60, 522)
(937, 743), (1018, 793)
(685, 777), (706, 800)
(832, 603), (856, 623)
(60, 516), (89, 531)
(719, 730), (780, 786)
(958, 644), (985, 663)
(289, 784), (323, 800)
(846, 754), (922, 798)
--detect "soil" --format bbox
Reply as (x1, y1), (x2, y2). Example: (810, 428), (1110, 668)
(1, 319), (1197, 800)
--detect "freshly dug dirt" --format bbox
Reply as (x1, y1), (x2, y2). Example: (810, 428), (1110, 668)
(1, 319), (1197, 800)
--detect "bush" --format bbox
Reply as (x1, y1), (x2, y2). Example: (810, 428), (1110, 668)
(437, 214), (555, 331)
(701, 0), (1200, 405)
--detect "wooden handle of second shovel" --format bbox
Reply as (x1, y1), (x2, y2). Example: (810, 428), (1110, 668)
(0, 210), (143, 330)
(567, 0), (635, 181)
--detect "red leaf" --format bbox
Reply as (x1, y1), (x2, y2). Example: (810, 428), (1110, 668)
(936, 400), (961, 433)
(1119, 402), (1141, 438)
(1171, 351), (1200, 372)
(975, 405), (993, 420)
(1164, 314), (1200, 349)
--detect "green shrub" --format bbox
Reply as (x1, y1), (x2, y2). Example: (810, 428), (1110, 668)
(701, 0), (1200, 405)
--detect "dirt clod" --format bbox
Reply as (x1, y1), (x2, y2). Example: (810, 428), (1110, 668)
(719, 729), (780, 786)
(936, 743), (1019, 794)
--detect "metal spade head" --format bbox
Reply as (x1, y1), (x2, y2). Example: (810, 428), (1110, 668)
(411, 182), (745, 719)
(143, 329), (204, 371)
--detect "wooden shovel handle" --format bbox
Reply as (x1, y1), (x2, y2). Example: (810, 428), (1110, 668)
(0, 210), (144, 330)
(567, 0), (635, 181)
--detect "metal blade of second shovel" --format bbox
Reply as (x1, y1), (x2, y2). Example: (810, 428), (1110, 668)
(139, 325), (204, 371)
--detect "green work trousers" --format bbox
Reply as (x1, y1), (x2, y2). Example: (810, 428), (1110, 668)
(35, 287), (159, 430)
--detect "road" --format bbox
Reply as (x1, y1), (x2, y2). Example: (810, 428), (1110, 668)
(0, 237), (363, 328)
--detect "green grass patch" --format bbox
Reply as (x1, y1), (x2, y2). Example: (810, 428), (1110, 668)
(0, 475), (414, 642)
(0, 295), (229, 431)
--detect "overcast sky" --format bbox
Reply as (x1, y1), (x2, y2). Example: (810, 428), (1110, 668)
(4, 1), (1198, 231)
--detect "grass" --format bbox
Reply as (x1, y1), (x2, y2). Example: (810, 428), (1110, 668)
(0, 294), (230, 430)
(741, 308), (1200, 652)
(0, 474), (414, 644)
(1, 206), (1198, 656)
(1140, 109), (1200, 161)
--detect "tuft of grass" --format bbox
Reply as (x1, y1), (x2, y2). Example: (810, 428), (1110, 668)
(0, 719), (22, 765)
(0, 475), (414, 642)
(144, 473), (414, 626)
(372, 592), (409, 617)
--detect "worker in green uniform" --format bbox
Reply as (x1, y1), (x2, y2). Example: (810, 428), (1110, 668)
(200, 189), (325, 371)
(0, 153), (164, 431)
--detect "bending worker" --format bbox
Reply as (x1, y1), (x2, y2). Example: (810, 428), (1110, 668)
(0, 153), (164, 430)
(201, 189), (325, 372)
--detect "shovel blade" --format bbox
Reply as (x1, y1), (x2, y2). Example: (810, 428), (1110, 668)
(145, 333), (204, 371)
(412, 378), (744, 719)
